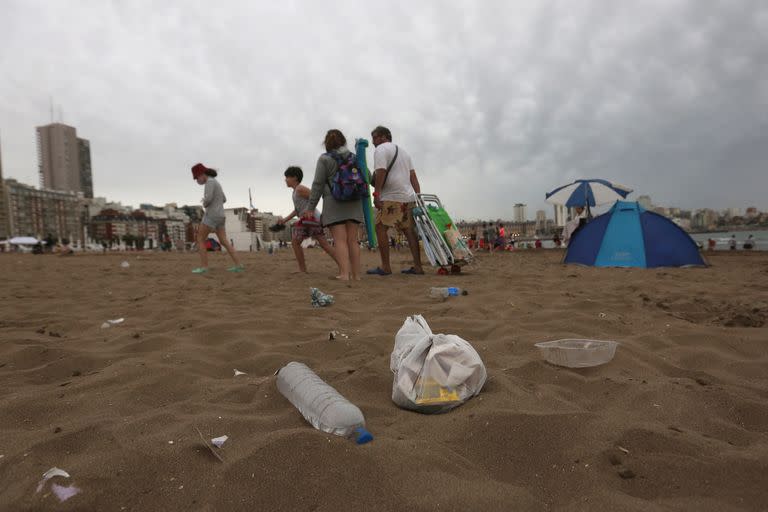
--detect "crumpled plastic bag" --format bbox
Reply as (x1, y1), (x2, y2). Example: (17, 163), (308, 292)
(390, 315), (486, 413)
(310, 287), (334, 307)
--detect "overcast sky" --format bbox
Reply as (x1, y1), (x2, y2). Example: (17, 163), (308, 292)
(1, 0), (767, 220)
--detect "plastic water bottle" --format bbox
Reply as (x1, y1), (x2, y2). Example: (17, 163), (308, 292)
(429, 287), (450, 299)
(276, 362), (373, 444)
(429, 287), (467, 299)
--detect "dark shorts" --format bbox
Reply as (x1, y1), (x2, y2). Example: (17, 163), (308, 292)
(325, 220), (361, 228)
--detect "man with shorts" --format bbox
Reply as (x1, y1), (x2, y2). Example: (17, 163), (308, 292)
(367, 126), (424, 275)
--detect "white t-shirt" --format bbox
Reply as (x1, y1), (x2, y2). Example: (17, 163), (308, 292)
(373, 142), (416, 203)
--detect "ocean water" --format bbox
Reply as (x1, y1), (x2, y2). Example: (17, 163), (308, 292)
(690, 230), (768, 251)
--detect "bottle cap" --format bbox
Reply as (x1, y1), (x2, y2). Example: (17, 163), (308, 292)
(354, 427), (373, 445)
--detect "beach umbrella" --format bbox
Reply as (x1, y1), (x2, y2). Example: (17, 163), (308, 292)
(545, 179), (633, 210)
(9, 236), (41, 245)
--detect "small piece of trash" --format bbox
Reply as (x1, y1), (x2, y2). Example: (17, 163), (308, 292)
(617, 446), (630, 454)
(310, 287), (334, 307)
(329, 331), (338, 341)
(100, 318), (125, 329)
(211, 435), (228, 448)
(36, 467), (71, 493)
(653, 403), (661, 408)
(195, 427), (224, 463)
(599, 312), (607, 318)
(168, 440), (174, 444)
(120, 261), (130, 268)
(51, 483), (81, 502)
(233, 369), (247, 377)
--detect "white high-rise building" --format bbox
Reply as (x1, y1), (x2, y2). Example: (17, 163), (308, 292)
(553, 204), (566, 227)
(512, 203), (527, 222)
(535, 210), (546, 230)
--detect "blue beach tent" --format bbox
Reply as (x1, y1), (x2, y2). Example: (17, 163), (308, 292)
(565, 201), (706, 268)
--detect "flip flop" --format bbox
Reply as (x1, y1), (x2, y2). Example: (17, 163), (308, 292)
(192, 267), (209, 274)
(401, 267), (424, 275)
(227, 265), (245, 272)
(366, 267), (391, 276)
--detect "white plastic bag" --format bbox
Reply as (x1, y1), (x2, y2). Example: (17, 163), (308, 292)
(390, 315), (487, 413)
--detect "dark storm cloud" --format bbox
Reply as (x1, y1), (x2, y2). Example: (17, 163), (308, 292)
(1, 0), (766, 219)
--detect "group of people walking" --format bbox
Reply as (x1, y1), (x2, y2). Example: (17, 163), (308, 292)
(191, 126), (424, 280)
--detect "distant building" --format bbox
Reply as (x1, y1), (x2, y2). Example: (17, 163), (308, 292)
(36, 123), (93, 197)
(724, 207), (741, 218)
(745, 207), (759, 218)
(553, 204), (566, 227)
(512, 203), (527, 223)
(78, 138), (93, 198)
(637, 195), (653, 210)
(535, 210), (546, 231)
(224, 208), (262, 251)
(5, 178), (84, 242)
(0, 137), (10, 239)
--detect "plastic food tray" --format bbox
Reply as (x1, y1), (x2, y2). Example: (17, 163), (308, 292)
(534, 339), (618, 368)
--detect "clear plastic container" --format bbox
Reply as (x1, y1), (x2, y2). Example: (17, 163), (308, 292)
(534, 339), (618, 368)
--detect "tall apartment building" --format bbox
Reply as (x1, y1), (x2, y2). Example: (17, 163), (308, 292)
(553, 204), (566, 227)
(535, 210), (547, 231)
(0, 136), (10, 239)
(512, 203), (527, 223)
(37, 123), (93, 198)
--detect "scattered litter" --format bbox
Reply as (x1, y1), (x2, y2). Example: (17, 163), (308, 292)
(233, 369), (247, 377)
(100, 318), (125, 329)
(51, 483), (81, 502)
(653, 403), (661, 408)
(329, 331), (338, 341)
(168, 440), (174, 444)
(120, 261), (130, 268)
(617, 446), (630, 454)
(599, 312), (607, 318)
(391, 315), (487, 413)
(211, 435), (228, 448)
(310, 288), (334, 307)
(195, 427), (224, 462)
(36, 467), (70, 493)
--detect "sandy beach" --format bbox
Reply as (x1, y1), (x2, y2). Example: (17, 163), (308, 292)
(1, 249), (767, 511)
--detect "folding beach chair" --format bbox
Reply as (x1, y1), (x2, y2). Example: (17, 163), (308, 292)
(412, 194), (473, 273)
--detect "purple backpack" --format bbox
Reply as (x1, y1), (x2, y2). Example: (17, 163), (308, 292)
(326, 151), (368, 201)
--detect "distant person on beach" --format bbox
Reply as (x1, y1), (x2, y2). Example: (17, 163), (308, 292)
(191, 163), (243, 274)
(562, 206), (587, 244)
(278, 166), (338, 273)
(481, 222), (492, 252)
(743, 235), (754, 250)
(707, 238), (716, 251)
(729, 235), (737, 250)
(367, 125), (424, 275)
(494, 223), (506, 251)
(304, 129), (363, 281)
(553, 233), (562, 247)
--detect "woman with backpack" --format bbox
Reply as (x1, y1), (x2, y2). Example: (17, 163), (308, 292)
(304, 129), (364, 280)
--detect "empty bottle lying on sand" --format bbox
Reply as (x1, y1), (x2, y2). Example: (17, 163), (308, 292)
(429, 287), (467, 299)
(276, 362), (373, 444)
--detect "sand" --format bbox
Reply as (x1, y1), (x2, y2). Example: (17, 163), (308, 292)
(1, 248), (767, 511)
